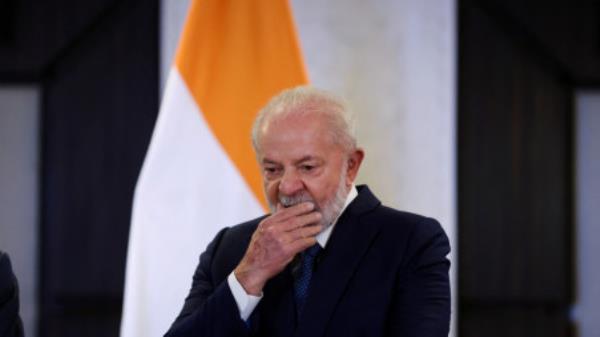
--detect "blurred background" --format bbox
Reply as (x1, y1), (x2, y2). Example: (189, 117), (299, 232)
(0, 0), (598, 336)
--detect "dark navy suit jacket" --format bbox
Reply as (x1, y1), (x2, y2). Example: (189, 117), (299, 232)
(0, 251), (23, 337)
(165, 185), (450, 337)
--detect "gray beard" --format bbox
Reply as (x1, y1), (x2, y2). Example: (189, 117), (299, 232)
(269, 169), (350, 229)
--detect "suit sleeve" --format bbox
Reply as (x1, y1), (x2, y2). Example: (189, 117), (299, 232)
(388, 218), (451, 337)
(164, 228), (250, 337)
(0, 252), (24, 337)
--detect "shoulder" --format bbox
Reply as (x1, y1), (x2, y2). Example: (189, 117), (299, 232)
(363, 205), (450, 268)
(203, 215), (265, 253)
(0, 250), (16, 303)
(0, 250), (8, 269)
(0, 250), (14, 283)
(366, 204), (446, 238)
(220, 215), (265, 243)
(0, 251), (22, 337)
(202, 216), (266, 280)
(353, 185), (446, 238)
(351, 185), (450, 257)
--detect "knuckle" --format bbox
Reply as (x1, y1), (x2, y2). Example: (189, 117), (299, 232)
(258, 220), (269, 231)
(262, 227), (275, 240)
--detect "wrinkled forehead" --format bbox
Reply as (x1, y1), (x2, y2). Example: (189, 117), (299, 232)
(265, 107), (335, 133)
(257, 113), (341, 158)
(262, 111), (332, 141)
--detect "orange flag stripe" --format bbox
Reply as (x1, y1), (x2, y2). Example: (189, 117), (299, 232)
(175, 0), (309, 209)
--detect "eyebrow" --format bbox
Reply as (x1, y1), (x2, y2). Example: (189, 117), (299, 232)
(261, 156), (322, 165)
(262, 158), (280, 165)
(295, 156), (320, 164)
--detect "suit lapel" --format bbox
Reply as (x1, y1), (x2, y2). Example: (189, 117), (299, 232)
(294, 186), (381, 337)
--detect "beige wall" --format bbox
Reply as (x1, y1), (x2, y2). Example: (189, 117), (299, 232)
(291, 1), (456, 334)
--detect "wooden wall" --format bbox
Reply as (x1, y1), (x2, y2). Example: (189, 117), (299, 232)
(458, 2), (574, 336)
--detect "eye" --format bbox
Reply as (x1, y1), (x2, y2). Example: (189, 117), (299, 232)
(300, 164), (315, 172)
(263, 166), (281, 177)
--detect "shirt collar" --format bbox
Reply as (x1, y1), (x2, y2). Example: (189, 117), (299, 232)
(316, 185), (358, 248)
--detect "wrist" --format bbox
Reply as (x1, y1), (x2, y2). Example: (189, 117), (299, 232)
(234, 266), (265, 296)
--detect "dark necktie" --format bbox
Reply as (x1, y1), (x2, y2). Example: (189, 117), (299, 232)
(293, 244), (322, 318)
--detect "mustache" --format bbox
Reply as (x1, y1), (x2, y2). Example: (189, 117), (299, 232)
(279, 192), (315, 208)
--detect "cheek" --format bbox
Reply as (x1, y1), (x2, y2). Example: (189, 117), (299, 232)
(305, 175), (337, 203)
(265, 181), (277, 197)
(264, 180), (283, 205)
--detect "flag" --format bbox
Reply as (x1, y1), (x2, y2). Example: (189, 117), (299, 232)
(120, 0), (308, 336)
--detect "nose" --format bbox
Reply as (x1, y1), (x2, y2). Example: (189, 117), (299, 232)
(278, 169), (303, 196)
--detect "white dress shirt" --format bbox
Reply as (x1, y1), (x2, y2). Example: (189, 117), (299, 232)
(227, 185), (359, 320)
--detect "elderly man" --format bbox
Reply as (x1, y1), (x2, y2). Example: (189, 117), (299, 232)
(165, 87), (450, 337)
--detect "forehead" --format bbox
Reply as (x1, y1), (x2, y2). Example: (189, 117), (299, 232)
(258, 113), (338, 160)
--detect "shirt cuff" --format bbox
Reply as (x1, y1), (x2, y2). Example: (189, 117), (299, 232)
(227, 271), (263, 321)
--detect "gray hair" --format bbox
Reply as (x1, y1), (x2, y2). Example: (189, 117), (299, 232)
(251, 86), (357, 153)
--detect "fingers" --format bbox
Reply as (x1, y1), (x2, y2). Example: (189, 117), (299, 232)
(238, 209), (323, 292)
(259, 202), (321, 234)
(287, 236), (319, 253)
(278, 211), (322, 232)
(285, 222), (322, 241)
(260, 221), (322, 247)
(256, 211), (322, 251)
(258, 211), (321, 244)
(271, 202), (315, 222)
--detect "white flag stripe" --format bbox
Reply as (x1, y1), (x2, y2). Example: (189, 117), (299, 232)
(121, 69), (263, 337)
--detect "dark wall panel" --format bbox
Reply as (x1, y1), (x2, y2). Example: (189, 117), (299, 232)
(459, 3), (572, 337)
(461, 306), (569, 337)
(0, 0), (113, 76)
(39, 1), (158, 336)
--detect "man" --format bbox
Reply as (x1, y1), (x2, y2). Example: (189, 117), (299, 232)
(165, 86), (450, 337)
(0, 251), (24, 337)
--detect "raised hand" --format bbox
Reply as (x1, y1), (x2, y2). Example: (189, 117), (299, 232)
(233, 202), (322, 295)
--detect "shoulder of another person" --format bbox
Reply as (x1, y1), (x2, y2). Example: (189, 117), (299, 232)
(0, 250), (16, 299)
(0, 250), (12, 276)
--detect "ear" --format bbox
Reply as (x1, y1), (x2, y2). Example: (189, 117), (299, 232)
(345, 148), (364, 186)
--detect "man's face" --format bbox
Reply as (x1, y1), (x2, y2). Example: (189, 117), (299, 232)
(257, 112), (363, 226)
